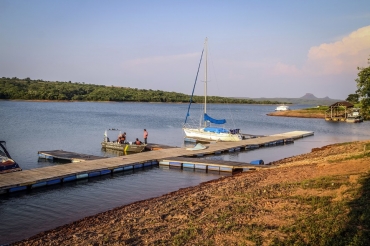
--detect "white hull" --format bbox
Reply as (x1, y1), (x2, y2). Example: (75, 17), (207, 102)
(183, 128), (241, 142)
(275, 105), (289, 111)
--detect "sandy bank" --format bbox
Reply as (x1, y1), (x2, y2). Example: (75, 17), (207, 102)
(14, 140), (370, 245)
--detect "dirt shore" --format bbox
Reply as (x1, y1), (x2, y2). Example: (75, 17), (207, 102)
(14, 140), (370, 245)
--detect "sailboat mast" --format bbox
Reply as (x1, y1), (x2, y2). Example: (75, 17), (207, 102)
(204, 37), (208, 127)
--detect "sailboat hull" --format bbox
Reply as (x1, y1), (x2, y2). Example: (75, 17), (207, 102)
(183, 128), (241, 142)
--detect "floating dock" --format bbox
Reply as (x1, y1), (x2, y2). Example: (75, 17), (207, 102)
(145, 143), (177, 151)
(184, 133), (265, 143)
(0, 131), (313, 194)
(159, 157), (269, 172)
(38, 150), (108, 162)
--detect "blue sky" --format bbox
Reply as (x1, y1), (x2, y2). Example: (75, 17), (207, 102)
(1, 1), (369, 99)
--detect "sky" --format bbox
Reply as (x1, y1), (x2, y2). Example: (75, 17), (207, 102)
(1, 1), (370, 100)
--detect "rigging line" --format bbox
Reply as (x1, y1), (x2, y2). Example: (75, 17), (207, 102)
(184, 48), (204, 124)
(208, 49), (238, 129)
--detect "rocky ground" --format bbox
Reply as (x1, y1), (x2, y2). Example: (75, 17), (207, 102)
(13, 140), (370, 245)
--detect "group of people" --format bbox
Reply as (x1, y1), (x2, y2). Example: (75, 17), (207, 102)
(117, 129), (148, 145)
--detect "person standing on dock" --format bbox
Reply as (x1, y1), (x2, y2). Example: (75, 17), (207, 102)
(143, 129), (148, 144)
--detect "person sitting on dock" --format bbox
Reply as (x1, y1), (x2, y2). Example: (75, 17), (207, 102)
(135, 138), (142, 145)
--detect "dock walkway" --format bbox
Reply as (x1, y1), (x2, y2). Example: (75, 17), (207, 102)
(0, 131), (313, 194)
(38, 150), (107, 162)
(159, 157), (270, 172)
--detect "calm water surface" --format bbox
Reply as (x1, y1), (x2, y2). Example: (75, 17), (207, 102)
(1, 101), (370, 244)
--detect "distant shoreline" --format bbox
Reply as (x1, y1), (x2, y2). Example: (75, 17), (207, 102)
(267, 109), (325, 118)
(0, 99), (185, 103)
(0, 99), (283, 105)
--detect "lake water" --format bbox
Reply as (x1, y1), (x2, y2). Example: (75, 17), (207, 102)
(1, 101), (370, 244)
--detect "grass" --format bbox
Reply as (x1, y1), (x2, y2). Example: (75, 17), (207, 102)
(174, 173), (369, 245)
(328, 151), (370, 163)
(287, 107), (328, 116)
(300, 176), (348, 190)
(165, 156), (370, 246)
(365, 143), (370, 151)
(173, 223), (200, 246)
(271, 174), (370, 245)
(304, 106), (329, 111)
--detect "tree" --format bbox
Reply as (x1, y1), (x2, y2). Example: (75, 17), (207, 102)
(355, 56), (370, 120)
(346, 93), (359, 104)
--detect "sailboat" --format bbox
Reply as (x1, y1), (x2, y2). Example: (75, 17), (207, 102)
(182, 38), (242, 142)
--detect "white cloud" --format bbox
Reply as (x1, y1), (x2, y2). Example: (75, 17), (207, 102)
(274, 25), (370, 76)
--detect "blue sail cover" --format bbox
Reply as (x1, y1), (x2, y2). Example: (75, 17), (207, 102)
(204, 113), (226, 124)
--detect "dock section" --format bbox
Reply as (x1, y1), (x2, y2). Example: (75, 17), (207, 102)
(159, 157), (270, 172)
(0, 131), (313, 194)
(38, 150), (108, 162)
(145, 143), (177, 151)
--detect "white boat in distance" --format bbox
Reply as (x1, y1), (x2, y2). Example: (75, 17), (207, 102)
(275, 105), (290, 111)
(182, 38), (242, 142)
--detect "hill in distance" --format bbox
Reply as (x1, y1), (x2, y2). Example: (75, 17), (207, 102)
(300, 93), (319, 99)
(300, 93), (332, 100)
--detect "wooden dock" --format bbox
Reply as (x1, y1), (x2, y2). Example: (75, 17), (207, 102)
(38, 150), (108, 162)
(184, 133), (265, 143)
(145, 143), (177, 151)
(159, 157), (270, 172)
(0, 131), (313, 194)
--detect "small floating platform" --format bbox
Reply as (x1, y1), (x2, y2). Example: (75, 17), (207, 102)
(38, 150), (107, 163)
(269, 130), (314, 139)
(145, 143), (177, 151)
(159, 157), (270, 173)
(241, 133), (265, 139)
(184, 137), (217, 144)
(184, 133), (276, 143)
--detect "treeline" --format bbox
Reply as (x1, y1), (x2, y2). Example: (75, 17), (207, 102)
(0, 77), (283, 104)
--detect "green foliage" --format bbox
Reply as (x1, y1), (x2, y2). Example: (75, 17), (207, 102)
(346, 93), (360, 104)
(355, 56), (370, 119)
(0, 77), (282, 104)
